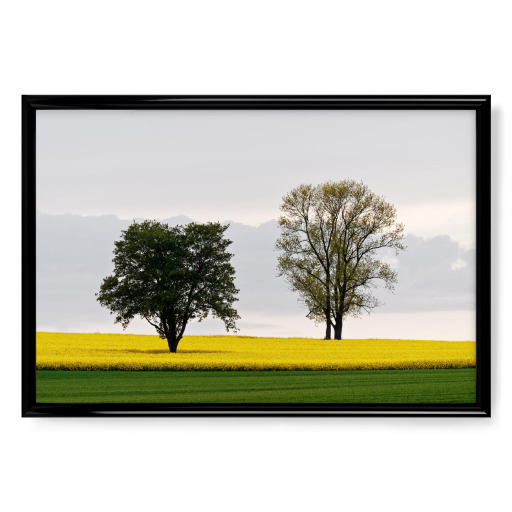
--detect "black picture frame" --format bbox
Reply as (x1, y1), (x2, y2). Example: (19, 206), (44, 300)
(22, 95), (491, 417)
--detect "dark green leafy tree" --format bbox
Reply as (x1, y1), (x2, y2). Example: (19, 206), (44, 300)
(97, 220), (239, 352)
(276, 180), (405, 340)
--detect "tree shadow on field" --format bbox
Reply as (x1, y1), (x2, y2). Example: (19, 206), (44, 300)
(119, 349), (230, 355)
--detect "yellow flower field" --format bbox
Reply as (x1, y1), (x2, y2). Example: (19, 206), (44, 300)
(36, 332), (476, 371)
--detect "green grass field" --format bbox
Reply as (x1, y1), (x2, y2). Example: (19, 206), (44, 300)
(36, 368), (476, 403)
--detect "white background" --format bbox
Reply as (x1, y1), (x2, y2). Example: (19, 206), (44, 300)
(1, 1), (509, 511)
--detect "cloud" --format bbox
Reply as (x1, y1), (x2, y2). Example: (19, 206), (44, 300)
(36, 212), (475, 338)
(375, 234), (476, 313)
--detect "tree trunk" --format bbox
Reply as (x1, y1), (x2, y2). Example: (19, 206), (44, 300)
(334, 313), (343, 340)
(167, 336), (181, 353)
(324, 292), (332, 340)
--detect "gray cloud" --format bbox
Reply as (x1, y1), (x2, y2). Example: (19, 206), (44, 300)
(36, 212), (475, 334)
(375, 234), (475, 313)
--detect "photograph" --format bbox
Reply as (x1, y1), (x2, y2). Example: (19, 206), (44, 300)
(23, 96), (490, 415)
(7, 4), (510, 511)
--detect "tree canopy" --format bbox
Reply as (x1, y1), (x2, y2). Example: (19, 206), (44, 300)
(276, 180), (405, 340)
(97, 220), (239, 352)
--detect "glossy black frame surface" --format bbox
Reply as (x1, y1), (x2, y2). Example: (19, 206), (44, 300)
(22, 95), (491, 417)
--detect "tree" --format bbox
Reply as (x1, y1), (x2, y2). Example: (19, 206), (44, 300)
(97, 220), (239, 352)
(276, 180), (405, 340)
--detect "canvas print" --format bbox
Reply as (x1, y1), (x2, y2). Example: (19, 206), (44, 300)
(33, 104), (479, 407)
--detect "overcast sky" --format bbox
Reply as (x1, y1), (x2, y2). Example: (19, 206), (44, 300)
(36, 109), (477, 339)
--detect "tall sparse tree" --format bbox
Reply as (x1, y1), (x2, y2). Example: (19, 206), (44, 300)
(97, 220), (239, 352)
(276, 180), (405, 340)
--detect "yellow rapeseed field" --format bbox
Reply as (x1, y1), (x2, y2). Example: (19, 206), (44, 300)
(36, 332), (476, 371)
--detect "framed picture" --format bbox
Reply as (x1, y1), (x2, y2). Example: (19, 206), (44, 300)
(22, 95), (491, 417)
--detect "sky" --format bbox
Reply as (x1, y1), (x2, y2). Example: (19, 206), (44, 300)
(36, 109), (477, 339)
